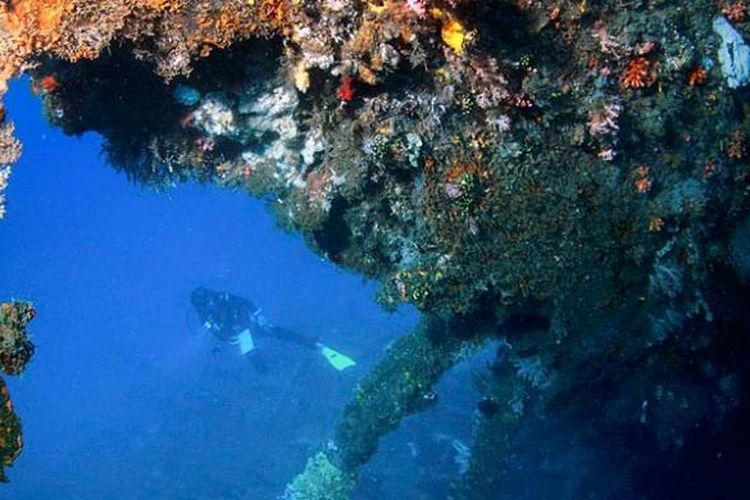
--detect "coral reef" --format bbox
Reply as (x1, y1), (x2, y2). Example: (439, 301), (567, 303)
(0, 301), (36, 482)
(0, 377), (23, 483)
(0, 121), (21, 219)
(0, 301), (35, 376)
(1, 0), (750, 496)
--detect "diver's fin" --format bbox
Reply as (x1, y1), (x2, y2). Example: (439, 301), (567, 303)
(231, 328), (255, 355)
(319, 344), (356, 371)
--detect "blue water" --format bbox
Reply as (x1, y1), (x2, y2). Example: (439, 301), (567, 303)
(0, 81), (430, 497)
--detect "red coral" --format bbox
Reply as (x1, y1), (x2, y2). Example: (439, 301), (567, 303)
(33, 75), (60, 95)
(336, 75), (356, 102)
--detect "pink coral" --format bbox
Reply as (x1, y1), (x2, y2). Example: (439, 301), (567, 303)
(588, 103), (621, 137)
(406, 0), (427, 17)
(590, 21), (626, 57)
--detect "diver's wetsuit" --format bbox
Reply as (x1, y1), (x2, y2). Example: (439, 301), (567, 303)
(190, 286), (318, 372)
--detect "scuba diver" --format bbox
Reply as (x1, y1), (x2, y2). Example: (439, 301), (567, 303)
(190, 286), (356, 373)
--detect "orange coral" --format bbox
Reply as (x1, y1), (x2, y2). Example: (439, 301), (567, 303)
(254, 0), (291, 28)
(1, 0), (67, 37)
(633, 165), (652, 193)
(446, 161), (478, 182)
(620, 56), (654, 89)
(687, 66), (707, 87)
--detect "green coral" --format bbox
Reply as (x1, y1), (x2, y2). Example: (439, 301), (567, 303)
(286, 452), (355, 500)
(0, 300), (35, 482)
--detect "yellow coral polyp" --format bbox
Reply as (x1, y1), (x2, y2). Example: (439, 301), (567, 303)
(441, 18), (467, 55)
(368, 1), (390, 15)
(429, 7), (445, 19)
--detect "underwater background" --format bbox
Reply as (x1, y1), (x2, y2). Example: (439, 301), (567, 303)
(1, 78), (749, 499)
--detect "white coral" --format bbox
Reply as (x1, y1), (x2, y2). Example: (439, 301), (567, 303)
(0, 165), (9, 191)
(713, 16), (750, 88)
(192, 94), (237, 137)
(487, 114), (511, 133)
(511, 355), (551, 389)
(238, 84), (328, 190)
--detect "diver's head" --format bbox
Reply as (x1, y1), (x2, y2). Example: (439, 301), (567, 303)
(190, 286), (214, 317)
